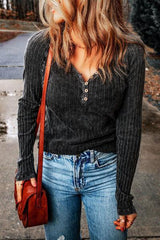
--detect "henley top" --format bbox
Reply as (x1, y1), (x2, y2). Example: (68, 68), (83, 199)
(15, 29), (145, 216)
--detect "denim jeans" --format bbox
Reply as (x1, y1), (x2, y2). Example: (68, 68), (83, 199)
(42, 149), (128, 240)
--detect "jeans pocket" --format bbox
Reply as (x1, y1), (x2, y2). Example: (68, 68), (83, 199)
(95, 152), (117, 168)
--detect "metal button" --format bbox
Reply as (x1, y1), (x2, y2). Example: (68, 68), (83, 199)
(85, 89), (88, 93)
(84, 97), (88, 101)
(84, 82), (88, 85)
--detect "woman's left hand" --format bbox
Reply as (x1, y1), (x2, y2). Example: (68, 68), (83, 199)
(113, 213), (137, 231)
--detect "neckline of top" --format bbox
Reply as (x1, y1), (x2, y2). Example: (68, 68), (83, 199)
(71, 63), (100, 84)
(45, 39), (100, 84)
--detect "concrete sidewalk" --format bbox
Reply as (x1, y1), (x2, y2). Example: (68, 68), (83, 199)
(0, 79), (160, 239)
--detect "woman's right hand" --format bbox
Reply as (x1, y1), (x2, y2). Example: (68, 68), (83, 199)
(15, 178), (37, 203)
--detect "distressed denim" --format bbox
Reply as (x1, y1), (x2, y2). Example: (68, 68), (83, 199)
(42, 149), (128, 240)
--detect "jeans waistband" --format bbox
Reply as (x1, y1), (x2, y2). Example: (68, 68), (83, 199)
(43, 149), (117, 163)
(44, 149), (96, 163)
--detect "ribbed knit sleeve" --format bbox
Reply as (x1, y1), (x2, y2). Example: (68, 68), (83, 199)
(115, 44), (145, 215)
(15, 31), (44, 181)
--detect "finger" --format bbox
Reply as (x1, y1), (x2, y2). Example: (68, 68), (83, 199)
(30, 177), (37, 187)
(119, 215), (126, 231)
(16, 184), (23, 203)
(113, 220), (120, 226)
(125, 220), (134, 229)
(125, 221), (133, 229)
(114, 218), (126, 230)
(115, 225), (122, 230)
(15, 180), (24, 203)
(125, 218), (135, 229)
(114, 223), (124, 231)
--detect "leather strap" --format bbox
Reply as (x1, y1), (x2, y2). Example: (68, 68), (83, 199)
(35, 44), (53, 204)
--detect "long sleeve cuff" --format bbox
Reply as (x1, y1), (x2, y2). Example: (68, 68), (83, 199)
(116, 188), (137, 215)
(15, 154), (37, 181)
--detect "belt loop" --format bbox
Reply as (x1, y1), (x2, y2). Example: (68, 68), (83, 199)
(90, 150), (94, 163)
(73, 155), (78, 162)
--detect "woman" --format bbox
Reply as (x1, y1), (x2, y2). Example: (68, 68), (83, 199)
(15, 0), (146, 239)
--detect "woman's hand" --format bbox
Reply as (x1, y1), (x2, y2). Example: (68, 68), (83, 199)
(15, 178), (37, 203)
(114, 213), (137, 231)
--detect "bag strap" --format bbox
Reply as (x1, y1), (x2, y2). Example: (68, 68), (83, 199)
(35, 44), (53, 205)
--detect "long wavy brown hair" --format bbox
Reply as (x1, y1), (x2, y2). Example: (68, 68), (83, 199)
(39, 0), (146, 83)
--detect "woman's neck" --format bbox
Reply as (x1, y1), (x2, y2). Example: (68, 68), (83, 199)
(70, 27), (96, 49)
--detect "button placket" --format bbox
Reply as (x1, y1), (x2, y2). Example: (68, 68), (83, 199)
(72, 65), (99, 105)
(81, 81), (89, 104)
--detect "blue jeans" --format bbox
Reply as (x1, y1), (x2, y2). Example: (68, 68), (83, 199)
(42, 149), (128, 240)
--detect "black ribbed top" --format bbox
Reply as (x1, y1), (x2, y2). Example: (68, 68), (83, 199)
(15, 29), (145, 215)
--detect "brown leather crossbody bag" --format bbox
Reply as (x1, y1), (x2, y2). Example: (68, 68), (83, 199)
(14, 44), (53, 228)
